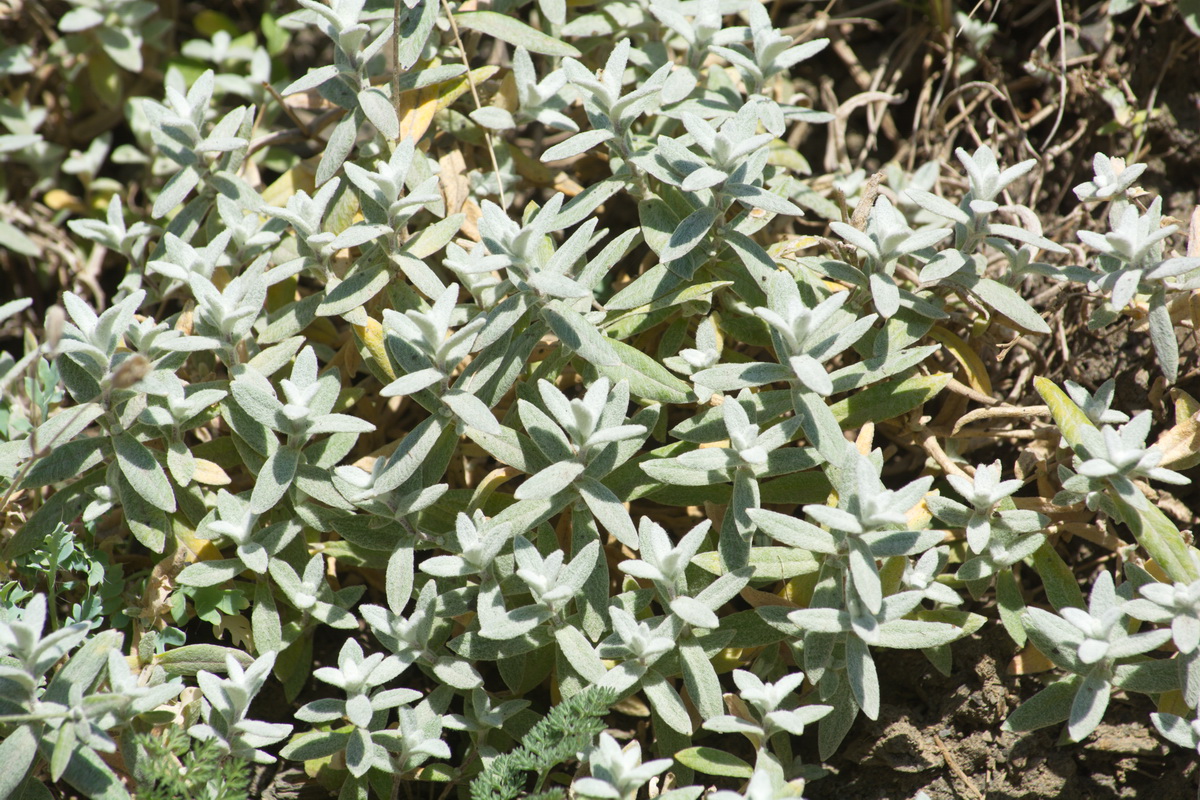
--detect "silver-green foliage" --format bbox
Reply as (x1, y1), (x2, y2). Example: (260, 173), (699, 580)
(4, 0), (1200, 797)
(0, 594), (185, 798)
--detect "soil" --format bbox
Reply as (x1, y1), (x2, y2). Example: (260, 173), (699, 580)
(805, 625), (1198, 800)
(793, 2), (1200, 795)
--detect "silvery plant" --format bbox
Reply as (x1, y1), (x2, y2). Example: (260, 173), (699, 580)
(1072, 165), (1200, 383)
(4, 0), (1200, 797)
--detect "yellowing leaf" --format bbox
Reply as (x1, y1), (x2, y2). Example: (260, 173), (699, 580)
(767, 237), (821, 262)
(44, 189), (85, 213)
(173, 519), (222, 562)
(880, 554), (907, 596)
(353, 318), (396, 381)
(412, 764), (455, 782)
(1156, 388), (1200, 469)
(907, 493), (934, 529)
(1008, 641), (1056, 675)
(467, 466), (522, 512)
(398, 66), (499, 142)
(552, 171), (585, 197)
(215, 612), (253, 651)
(439, 149), (470, 216)
(192, 458), (231, 486)
(437, 66), (499, 111)
(1034, 377), (1093, 451)
(612, 693), (651, 717)
(928, 325), (993, 396)
(710, 647), (759, 674)
(739, 585), (796, 608)
(1158, 689), (1191, 718)
(780, 574), (816, 607)
(1143, 559), (1171, 583)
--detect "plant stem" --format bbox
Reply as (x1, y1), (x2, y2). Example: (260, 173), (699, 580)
(439, 0), (507, 210)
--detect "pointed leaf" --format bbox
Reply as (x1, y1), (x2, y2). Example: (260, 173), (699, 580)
(673, 747), (753, 778)
(660, 206), (718, 263)
(113, 432), (176, 512)
(454, 11), (581, 56)
(251, 446), (300, 514)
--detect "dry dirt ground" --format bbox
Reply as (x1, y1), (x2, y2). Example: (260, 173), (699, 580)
(805, 626), (1198, 799)
(790, 3), (1200, 797)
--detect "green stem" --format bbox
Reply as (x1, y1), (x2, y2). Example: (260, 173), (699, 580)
(608, 132), (650, 200)
(0, 711), (69, 724)
(46, 532), (61, 631)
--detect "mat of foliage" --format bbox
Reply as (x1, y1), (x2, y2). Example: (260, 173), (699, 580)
(1, 1), (1200, 799)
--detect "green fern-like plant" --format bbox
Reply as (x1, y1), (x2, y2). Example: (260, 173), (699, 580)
(471, 687), (618, 800)
(131, 728), (253, 800)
